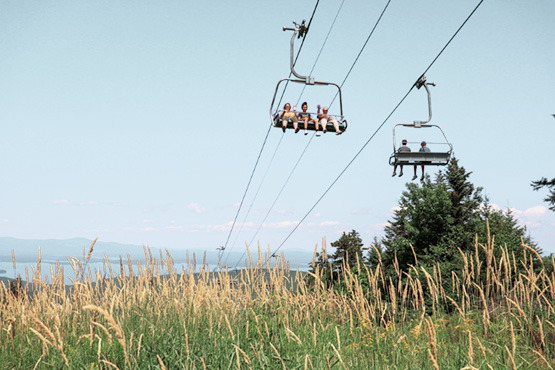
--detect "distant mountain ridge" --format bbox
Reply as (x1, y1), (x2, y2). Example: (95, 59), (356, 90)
(0, 237), (150, 262)
(0, 237), (314, 268)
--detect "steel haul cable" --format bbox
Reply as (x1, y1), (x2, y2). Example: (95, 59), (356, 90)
(268, 0), (486, 259)
(219, 0), (321, 264)
(230, 0), (350, 269)
(232, 0), (395, 268)
(329, 0), (393, 109)
(226, 134), (285, 259)
(231, 132), (316, 269)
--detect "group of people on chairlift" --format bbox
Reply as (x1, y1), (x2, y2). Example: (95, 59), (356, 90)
(279, 102), (342, 136)
(392, 139), (431, 181)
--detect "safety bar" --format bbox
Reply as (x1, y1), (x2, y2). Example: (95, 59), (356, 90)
(392, 123), (453, 154)
(269, 78), (344, 125)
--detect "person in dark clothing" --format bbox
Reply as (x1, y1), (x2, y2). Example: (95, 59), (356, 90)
(392, 139), (417, 178)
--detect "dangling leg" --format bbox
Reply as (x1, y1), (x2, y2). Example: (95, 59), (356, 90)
(293, 116), (299, 133)
(315, 119), (321, 136)
(392, 164), (397, 177)
(304, 118), (308, 135)
(412, 165), (417, 180)
(321, 118), (328, 133)
(332, 119), (341, 135)
(399, 165), (404, 177)
(282, 117), (288, 133)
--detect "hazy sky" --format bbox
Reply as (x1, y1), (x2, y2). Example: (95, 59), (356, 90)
(1, 0), (554, 262)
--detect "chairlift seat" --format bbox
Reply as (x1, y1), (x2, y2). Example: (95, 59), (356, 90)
(273, 113), (347, 132)
(389, 151), (451, 166)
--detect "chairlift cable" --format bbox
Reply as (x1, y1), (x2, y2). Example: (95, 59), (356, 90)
(268, 0), (486, 258)
(218, 121), (273, 262)
(235, 0), (391, 267)
(219, 0), (321, 264)
(232, 132), (317, 270)
(276, 0), (321, 110)
(223, 134), (285, 265)
(329, 0), (393, 109)
(233, 2), (347, 269)
(296, 0), (346, 107)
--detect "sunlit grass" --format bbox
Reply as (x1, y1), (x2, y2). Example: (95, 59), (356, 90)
(1, 233), (554, 369)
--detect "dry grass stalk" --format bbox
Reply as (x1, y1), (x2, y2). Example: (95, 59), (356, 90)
(101, 359), (120, 370)
(83, 305), (129, 366)
(446, 295), (465, 318)
(510, 321), (516, 355)
(506, 297), (529, 324)
(285, 327), (302, 345)
(533, 350), (554, 370)
(269, 342), (287, 370)
(427, 348), (440, 370)
(536, 316), (545, 349)
(468, 330), (474, 365)
(475, 336), (487, 360)
(224, 313), (235, 340)
(409, 243), (417, 265)
(522, 240), (543, 264)
(157, 355), (167, 370)
(232, 344), (252, 365)
(29, 313), (68, 364)
(86, 237), (98, 265)
(505, 345), (517, 370)
(426, 318), (438, 363)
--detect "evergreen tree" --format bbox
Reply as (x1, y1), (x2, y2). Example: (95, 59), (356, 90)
(330, 230), (367, 274)
(531, 177), (555, 211)
(383, 158), (483, 273)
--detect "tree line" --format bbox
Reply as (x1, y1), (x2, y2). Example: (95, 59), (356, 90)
(308, 158), (549, 291)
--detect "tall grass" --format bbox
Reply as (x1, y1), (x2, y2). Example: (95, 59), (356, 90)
(1, 235), (554, 369)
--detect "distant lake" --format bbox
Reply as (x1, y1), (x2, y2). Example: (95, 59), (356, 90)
(0, 258), (308, 285)
(0, 259), (242, 285)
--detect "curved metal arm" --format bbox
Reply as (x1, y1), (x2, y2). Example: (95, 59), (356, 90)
(414, 76), (436, 125)
(283, 21), (314, 85)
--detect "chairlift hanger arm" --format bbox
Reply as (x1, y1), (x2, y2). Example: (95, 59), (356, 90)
(414, 75), (436, 125)
(283, 20), (314, 84)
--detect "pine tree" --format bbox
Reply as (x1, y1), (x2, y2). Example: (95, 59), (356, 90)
(330, 230), (367, 271)
(531, 177), (555, 211)
(382, 158), (484, 272)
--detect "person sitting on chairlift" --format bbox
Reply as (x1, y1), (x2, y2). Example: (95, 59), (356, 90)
(392, 139), (417, 179)
(280, 103), (299, 133)
(417, 141), (431, 180)
(297, 102), (318, 136)
(317, 105), (342, 136)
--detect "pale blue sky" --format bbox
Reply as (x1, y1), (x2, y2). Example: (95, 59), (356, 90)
(1, 0), (554, 262)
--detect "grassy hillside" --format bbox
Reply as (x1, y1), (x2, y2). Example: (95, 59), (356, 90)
(1, 237), (554, 369)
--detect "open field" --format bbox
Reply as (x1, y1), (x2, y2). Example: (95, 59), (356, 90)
(2, 235), (555, 369)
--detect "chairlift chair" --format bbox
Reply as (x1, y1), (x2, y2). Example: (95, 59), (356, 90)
(389, 77), (453, 167)
(269, 21), (347, 133)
